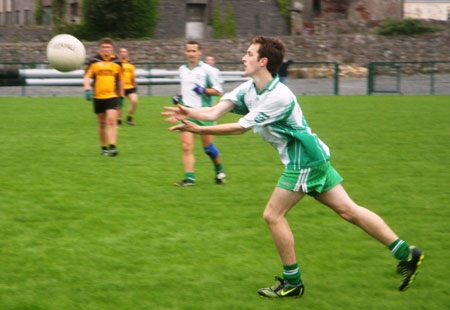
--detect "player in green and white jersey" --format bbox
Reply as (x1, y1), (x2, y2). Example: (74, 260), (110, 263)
(162, 36), (423, 297)
(204, 55), (223, 105)
(173, 41), (226, 186)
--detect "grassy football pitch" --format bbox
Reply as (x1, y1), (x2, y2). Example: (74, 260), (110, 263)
(0, 95), (449, 310)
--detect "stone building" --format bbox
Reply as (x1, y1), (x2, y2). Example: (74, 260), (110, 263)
(404, 0), (450, 20)
(0, 0), (448, 38)
(0, 0), (81, 25)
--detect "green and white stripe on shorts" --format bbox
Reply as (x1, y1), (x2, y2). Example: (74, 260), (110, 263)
(277, 162), (343, 196)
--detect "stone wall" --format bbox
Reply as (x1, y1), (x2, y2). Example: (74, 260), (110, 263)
(1, 33), (449, 66)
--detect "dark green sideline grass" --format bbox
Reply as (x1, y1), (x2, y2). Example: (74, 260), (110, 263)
(0, 95), (448, 310)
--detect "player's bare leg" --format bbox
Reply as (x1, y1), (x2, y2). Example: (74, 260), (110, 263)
(263, 187), (305, 265)
(97, 113), (109, 155)
(201, 135), (226, 184)
(126, 93), (138, 125)
(176, 131), (196, 186)
(317, 184), (424, 291)
(317, 184), (398, 246)
(105, 108), (119, 156)
(259, 187), (306, 298)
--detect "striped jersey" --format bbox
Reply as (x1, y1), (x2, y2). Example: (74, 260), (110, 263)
(178, 61), (223, 108)
(221, 75), (330, 169)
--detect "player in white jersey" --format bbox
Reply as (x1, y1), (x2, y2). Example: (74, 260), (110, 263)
(172, 41), (226, 186)
(204, 55), (223, 105)
(162, 36), (423, 297)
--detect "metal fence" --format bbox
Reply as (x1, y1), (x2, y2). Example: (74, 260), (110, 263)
(0, 61), (341, 97)
(1, 61), (449, 97)
(367, 61), (450, 95)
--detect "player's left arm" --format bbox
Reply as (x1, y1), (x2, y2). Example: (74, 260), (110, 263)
(118, 66), (125, 98)
(169, 121), (249, 136)
(205, 87), (221, 96)
(205, 67), (223, 96)
(162, 99), (235, 122)
(132, 65), (137, 88)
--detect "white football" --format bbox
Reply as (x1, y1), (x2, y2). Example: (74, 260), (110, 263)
(46, 34), (86, 72)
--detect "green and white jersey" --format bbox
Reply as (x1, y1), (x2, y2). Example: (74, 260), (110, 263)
(178, 61), (223, 108)
(222, 75), (330, 169)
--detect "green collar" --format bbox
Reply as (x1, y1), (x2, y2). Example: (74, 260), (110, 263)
(253, 74), (280, 95)
(184, 60), (203, 70)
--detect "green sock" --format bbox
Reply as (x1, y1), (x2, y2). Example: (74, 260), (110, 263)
(389, 238), (410, 260)
(214, 163), (223, 174)
(283, 263), (301, 285)
(185, 172), (195, 182)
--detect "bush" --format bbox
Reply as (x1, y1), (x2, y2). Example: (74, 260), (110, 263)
(68, 0), (159, 40)
(211, 2), (236, 38)
(376, 18), (442, 35)
(276, 0), (292, 21)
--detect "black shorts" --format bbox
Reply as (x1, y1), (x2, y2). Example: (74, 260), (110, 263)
(93, 98), (120, 114)
(125, 88), (137, 96)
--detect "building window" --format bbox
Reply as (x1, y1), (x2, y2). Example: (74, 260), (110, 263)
(6, 11), (11, 25)
(15, 10), (20, 24)
(25, 9), (30, 25)
(69, 2), (79, 23)
(43, 5), (52, 25)
(313, 0), (321, 13)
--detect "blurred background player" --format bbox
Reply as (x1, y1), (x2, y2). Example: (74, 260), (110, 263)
(84, 37), (124, 156)
(278, 58), (293, 84)
(204, 55), (223, 105)
(119, 48), (139, 126)
(173, 41), (226, 186)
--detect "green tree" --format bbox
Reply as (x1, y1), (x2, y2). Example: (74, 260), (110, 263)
(34, 0), (43, 25)
(52, 0), (67, 29)
(76, 0), (159, 40)
(212, 6), (224, 38)
(211, 1), (236, 39)
(276, 0), (292, 21)
(224, 2), (236, 38)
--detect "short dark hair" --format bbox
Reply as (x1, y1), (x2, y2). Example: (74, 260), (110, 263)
(99, 37), (114, 46)
(251, 36), (285, 77)
(186, 40), (202, 50)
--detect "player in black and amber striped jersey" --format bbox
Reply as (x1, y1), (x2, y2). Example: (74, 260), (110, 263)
(84, 37), (124, 156)
(119, 48), (139, 126)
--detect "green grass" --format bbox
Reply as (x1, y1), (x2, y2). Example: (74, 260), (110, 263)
(0, 95), (449, 310)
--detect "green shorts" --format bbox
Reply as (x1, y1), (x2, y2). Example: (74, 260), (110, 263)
(277, 162), (343, 196)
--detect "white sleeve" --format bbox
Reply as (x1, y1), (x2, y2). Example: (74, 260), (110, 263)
(206, 66), (223, 93)
(221, 82), (250, 116)
(238, 93), (295, 129)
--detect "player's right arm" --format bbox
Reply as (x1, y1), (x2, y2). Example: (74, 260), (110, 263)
(83, 65), (94, 100)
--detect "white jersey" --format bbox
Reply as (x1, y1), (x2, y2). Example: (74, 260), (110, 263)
(221, 75), (330, 169)
(209, 66), (223, 85)
(178, 61), (223, 108)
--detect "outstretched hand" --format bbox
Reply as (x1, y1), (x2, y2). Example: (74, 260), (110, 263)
(169, 120), (201, 133)
(161, 104), (190, 123)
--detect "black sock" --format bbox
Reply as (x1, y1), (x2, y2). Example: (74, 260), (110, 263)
(109, 144), (116, 150)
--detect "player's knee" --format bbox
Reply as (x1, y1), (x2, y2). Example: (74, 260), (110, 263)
(262, 207), (280, 225)
(182, 142), (193, 153)
(336, 204), (359, 223)
(203, 143), (220, 160)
